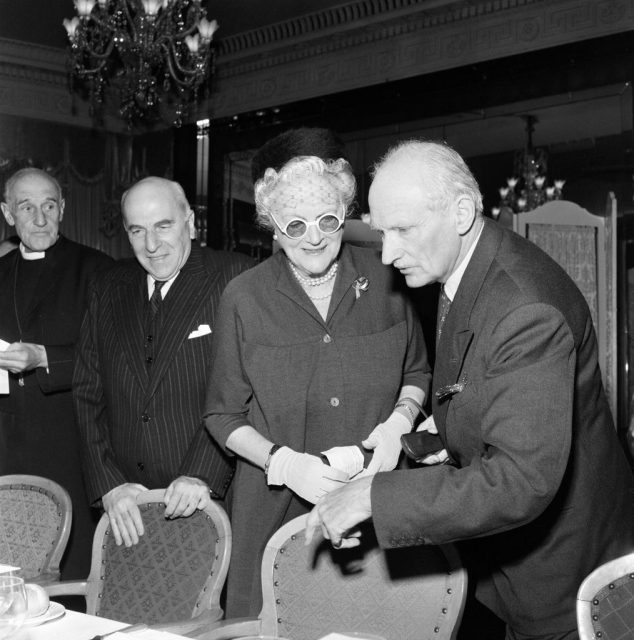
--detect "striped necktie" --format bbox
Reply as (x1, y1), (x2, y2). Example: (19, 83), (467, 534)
(149, 280), (166, 317)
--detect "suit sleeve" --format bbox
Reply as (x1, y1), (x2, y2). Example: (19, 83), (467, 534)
(401, 293), (432, 400)
(73, 283), (127, 505)
(371, 302), (575, 547)
(179, 255), (254, 491)
(35, 345), (75, 393)
(37, 252), (114, 395)
(203, 285), (253, 452)
(175, 424), (234, 498)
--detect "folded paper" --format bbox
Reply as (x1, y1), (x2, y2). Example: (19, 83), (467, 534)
(0, 338), (9, 394)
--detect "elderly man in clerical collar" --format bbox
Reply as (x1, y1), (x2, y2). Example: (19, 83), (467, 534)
(0, 167), (113, 580)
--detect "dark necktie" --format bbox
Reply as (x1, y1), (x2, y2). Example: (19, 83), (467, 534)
(437, 285), (451, 341)
(145, 280), (166, 369)
(149, 280), (166, 317)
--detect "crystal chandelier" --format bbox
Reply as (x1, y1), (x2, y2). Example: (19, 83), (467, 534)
(63, 0), (218, 127)
(492, 115), (565, 218)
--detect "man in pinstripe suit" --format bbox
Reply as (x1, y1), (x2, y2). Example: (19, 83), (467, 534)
(73, 177), (253, 547)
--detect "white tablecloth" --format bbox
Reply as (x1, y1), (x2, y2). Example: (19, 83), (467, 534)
(14, 608), (191, 640)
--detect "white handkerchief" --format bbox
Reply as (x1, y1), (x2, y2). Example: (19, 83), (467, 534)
(0, 338), (10, 394)
(188, 324), (212, 339)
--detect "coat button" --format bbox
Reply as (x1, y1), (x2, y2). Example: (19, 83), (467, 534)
(323, 334), (332, 343)
(146, 356), (153, 364)
(146, 335), (153, 343)
(137, 462), (144, 471)
(141, 413), (150, 423)
(329, 397), (340, 407)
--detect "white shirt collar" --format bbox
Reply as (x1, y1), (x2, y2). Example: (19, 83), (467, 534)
(146, 272), (179, 300)
(443, 222), (484, 302)
(19, 243), (45, 260)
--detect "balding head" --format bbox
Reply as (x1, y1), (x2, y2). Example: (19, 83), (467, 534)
(122, 176), (195, 281)
(369, 139), (483, 287)
(372, 140), (483, 218)
(1, 168), (65, 252)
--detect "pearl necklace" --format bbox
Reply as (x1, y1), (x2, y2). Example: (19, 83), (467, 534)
(307, 290), (333, 301)
(288, 260), (338, 286)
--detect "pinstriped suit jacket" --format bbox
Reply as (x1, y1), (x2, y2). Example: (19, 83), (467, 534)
(73, 242), (254, 505)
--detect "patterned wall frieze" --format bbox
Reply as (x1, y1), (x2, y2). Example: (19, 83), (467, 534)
(0, 74), (89, 126)
(2, 0), (634, 126)
(0, 38), (94, 127)
(207, 0), (634, 118)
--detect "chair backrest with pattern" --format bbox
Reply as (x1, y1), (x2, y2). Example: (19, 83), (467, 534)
(0, 474), (71, 584)
(257, 515), (467, 640)
(513, 194), (618, 420)
(577, 551), (634, 640)
(84, 489), (231, 625)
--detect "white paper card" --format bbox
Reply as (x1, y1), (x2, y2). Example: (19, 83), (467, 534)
(0, 339), (10, 394)
(0, 564), (20, 575)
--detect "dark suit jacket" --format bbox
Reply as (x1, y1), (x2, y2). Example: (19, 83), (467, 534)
(0, 235), (113, 578)
(73, 242), (253, 505)
(371, 219), (634, 634)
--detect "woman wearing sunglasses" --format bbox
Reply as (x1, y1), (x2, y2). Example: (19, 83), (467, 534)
(204, 152), (430, 617)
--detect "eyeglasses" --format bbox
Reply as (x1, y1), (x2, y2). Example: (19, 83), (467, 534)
(269, 210), (344, 239)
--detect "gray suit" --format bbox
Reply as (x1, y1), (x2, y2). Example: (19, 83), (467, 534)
(371, 219), (634, 635)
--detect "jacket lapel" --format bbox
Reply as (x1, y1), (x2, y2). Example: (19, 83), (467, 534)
(273, 244), (360, 326)
(326, 244), (361, 321)
(146, 243), (211, 398)
(112, 263), (148, 389)
(432, 220), (502, 436)
(274, 252), (326, 325)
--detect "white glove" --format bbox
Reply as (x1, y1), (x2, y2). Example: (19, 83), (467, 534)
(321, 445), (365, 478)
(267, 447), (349, 504)
(362, 411), (412, 473)
(417, 413), (437, 433)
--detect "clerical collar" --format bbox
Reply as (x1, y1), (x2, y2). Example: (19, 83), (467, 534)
(19, 243), (45, 261)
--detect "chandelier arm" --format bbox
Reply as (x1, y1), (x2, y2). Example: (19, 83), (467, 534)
(153, 4), (173, 32)
(150, 0), (202, 44)
(120, 1), (139, 44)
(77, 37), (116, 62)
(172, 21), (201, 40)
(165, 44), (208, 84)
(87, 12), (117, 34)
(164, 47), (200, 87)
(76, 63), (108, 76)
(152, 19), (200, 53)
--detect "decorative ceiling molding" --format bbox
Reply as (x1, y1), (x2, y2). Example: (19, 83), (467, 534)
(0, 38), (93, 127)
(1, 0), (633, 127)
(205, 0), (634, 118)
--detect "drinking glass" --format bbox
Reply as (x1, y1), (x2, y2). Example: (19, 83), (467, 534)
(0, 576), (27, 639)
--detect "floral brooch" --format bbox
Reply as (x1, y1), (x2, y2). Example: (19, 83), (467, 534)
(352, 276), (369, 299)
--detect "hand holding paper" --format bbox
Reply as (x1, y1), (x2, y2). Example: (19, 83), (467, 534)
(0, 341), (47, 374)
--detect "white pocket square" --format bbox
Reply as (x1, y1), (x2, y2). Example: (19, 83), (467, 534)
(188, 324), (212, 339)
